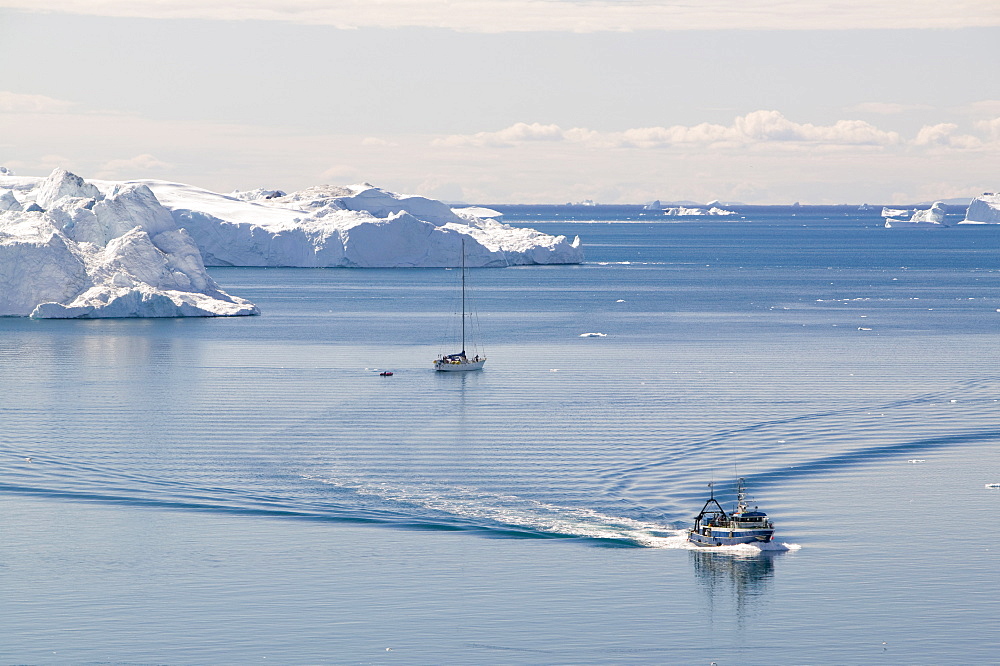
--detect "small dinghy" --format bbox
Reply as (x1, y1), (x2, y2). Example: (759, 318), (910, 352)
(688, 477), (775, 547)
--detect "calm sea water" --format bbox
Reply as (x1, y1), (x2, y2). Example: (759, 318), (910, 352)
(2, 206), (999, 664)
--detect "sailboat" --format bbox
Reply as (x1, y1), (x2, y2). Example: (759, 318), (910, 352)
(433, 238), (486, 372)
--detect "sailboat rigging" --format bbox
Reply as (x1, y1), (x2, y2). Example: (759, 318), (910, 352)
(433, 237), (486, 372)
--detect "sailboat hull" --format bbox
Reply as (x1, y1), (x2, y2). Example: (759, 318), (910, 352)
(434, 359), (485, 372)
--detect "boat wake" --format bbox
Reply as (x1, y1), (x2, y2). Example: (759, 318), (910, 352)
(302, 473), (796, 551)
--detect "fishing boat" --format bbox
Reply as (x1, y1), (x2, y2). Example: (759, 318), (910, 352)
(687, 477), (775, 547)
(433, 238), (486, 372)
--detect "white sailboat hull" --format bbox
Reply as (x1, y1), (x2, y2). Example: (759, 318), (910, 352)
(434, 359), (485, 372)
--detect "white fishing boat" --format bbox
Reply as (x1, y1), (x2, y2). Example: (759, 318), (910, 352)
(688, 477), (775, 547)
(434, 238), (486, 372)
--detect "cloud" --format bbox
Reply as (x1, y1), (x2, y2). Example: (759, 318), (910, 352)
(436, 111), (904, 150)
(2, 0), (996, 31)
(976, 116), (1000, 141)
(319, 164), (361, 182)
(0, 91), (76, 114)
(913, 123), (983, 149)
(434, 122), (565, 147)
(361, 137), (399, 147)
(957, 100), (1000, 118)
(846, 102), (933, 115)
(96, 154), (172, 178)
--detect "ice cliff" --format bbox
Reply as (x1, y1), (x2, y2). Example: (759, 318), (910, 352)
(960, 193), (1000, 224)
(0, 169), (259, 318)
(140, 181), (582, 268)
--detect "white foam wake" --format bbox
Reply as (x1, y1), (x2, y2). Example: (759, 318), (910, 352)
(303, 473), (691, 548)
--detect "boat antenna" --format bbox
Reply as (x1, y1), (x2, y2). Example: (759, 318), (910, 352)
(736, 476), (747, 513)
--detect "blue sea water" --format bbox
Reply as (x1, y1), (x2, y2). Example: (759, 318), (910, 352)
(2, 205), (999, 664)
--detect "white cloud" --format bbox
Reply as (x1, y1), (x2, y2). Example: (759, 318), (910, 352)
(436, 111), (903, 150)
(976, 117), (1000, 141)
(0, 91), (76, 114)
(319, 164), (362, 182)
(434, 122), (565, 147)
(1, 0), (996, 31)
(96, 154), (172, 178)
(3, 103), (996, 204)
(913, 123), (984, 149)
(846, 102), (933, 115)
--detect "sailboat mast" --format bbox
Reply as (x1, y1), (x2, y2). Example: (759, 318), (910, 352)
(461, 237), (466, 355)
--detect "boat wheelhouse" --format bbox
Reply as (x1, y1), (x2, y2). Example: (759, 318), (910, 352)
(688, 478), (775, 547)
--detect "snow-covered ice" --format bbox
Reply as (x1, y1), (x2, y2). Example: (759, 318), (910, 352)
(0, 169), (258, 318)
(140, 180), (582, 268)
(959, 192), (1000, 224)
(2, 171), (583, 270)
(0, 167), (587, 317)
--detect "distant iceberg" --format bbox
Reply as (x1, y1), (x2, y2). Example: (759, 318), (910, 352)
(452, 206), (503, 220)
(0, 169), (258, 318)
(884, 202), (948, 228)
(663, 206), (737, 217)
(959, 193), (1000, 224)
(881, 207), (913, 218)
(644, 200), (736, 216)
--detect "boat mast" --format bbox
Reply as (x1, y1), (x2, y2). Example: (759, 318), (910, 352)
(461, 237), (466, 356)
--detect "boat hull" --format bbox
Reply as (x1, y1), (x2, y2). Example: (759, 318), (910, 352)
(434, 359), (485, 372)
(687, 529), (774, 547)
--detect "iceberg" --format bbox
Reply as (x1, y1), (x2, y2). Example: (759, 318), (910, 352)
(452, 206), (503, 220)
(0, 168), (258, 318)
(881, 207), (913, 218)
(884, 201), (948, 228)
(643, 200), (736, 216)
(2, 171), (582, 269)
(959, 193), (1000, 224)
(136, 180), (582, 268)
(663, 206), (737, 217)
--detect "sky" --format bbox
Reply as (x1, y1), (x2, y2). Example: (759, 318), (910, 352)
(1, 1), (999, 204)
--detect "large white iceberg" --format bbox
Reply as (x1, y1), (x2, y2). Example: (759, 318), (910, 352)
(959, 193), (1000, 224)
(136, 180), (582, 268)
(0, 169), (259, 318)
(884, 201), (948, 228)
